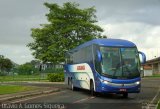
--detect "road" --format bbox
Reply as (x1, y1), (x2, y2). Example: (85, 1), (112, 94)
(3, 78), (160, 109)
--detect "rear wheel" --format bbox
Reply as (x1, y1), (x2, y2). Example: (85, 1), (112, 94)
(70, 79), (75, 91)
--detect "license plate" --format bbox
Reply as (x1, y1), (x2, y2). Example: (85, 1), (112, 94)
(119, 89), (126, 92)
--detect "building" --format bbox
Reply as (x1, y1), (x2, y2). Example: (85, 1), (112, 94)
(143, 65), (152, 76)
(34, 61), (63, 71)
(143, 57), (160, 75)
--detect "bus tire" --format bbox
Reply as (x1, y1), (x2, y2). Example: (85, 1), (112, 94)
(90, 80), (95, 96)
(68, 77), (70, 85)
(71, 79), (75, 91)
(68, 78), (71, 89)
(123, 93), (128, 98)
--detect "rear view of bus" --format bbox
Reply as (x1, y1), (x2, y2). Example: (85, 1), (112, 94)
(64, 38), (146, 98)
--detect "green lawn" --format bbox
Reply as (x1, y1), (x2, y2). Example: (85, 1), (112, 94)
(145, 74), (160, 78)
(0, 75), (48, 82)
(0, 85), (37, 95)
(157, 100), (160, 109)
(152, 74), (160, 77)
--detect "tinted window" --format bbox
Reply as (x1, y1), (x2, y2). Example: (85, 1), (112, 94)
(100, 46), (140, 79)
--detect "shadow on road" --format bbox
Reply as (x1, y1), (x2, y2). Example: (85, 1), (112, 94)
(69, 87), (135, 100)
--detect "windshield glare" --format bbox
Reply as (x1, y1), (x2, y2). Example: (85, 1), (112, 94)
(100, 47), (140, 79)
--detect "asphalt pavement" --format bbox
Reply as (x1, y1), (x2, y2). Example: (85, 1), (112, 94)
(1, 78), (160, 109)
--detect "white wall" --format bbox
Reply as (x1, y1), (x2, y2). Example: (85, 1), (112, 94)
(144, 70), (152, 76)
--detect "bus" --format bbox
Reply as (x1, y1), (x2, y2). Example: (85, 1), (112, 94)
(64, 38), (146, 97)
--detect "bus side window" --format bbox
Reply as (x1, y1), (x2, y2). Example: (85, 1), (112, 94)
(70, 55), (73, 64)
(66, 53), (73, 64)
(65, 53), (69, 64)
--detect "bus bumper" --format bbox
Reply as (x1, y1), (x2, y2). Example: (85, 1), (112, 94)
(97, 83), (141, 94)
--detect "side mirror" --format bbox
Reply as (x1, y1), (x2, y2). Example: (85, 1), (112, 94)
(97, 50), (102, 62)
(138, 51), (146, 64)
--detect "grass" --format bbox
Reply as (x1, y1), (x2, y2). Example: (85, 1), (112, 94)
(157, 100), (160, 109)
(0, 85), (37, 95)
(145, 74), (160, 78)
(0, 75), (48, 82)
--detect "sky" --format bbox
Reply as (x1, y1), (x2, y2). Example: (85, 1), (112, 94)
(0, 0), (160, 64)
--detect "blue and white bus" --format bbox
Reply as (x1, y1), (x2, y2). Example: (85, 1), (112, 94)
(64, 38), (146, 97)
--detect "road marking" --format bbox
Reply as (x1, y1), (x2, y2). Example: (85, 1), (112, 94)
(147, 87), (160, 109)
(9, 91), (67, 104)
(150, 87), (160, 104)
(73, 96), (95, 103)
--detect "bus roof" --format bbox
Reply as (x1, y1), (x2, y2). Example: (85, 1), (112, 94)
(69, 38), (136, 53)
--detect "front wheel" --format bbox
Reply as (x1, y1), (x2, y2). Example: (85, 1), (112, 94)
(123, 93), (128, 98)
(90, 81), (95, 96)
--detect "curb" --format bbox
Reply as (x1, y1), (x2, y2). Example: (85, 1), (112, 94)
(0, 88), (60, 103)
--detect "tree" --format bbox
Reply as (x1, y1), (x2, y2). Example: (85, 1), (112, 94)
(0, 55), (13, 74)
(16, 62), (38, 75)
(28, 2), (104, 64)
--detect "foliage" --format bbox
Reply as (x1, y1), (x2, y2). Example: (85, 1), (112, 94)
(30, 60), (41, 66)
(16, 62), (38, 75)
(14, 59), (63, 75)
(0, 55), (13, 74)
(28, 2), (104, 64)
(47, 72), (64, 82)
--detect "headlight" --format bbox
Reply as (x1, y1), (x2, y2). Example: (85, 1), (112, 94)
(103, 81), (109, 84)
(135, 81), (140, 85)
(100, 78), (109, 84)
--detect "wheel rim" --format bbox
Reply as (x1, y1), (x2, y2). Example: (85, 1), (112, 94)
(71, 82), (73, 90)
(71, 80), (74, 90)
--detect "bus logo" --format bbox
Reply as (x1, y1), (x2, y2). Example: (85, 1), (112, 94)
(77, 65), (85, 70)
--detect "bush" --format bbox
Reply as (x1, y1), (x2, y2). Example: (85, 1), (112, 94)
(47, 73), (64, 82)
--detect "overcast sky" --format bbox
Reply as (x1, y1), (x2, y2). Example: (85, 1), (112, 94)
(0, 0), (160, 64)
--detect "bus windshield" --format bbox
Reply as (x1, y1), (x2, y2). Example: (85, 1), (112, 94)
(100, 47), (140, 79)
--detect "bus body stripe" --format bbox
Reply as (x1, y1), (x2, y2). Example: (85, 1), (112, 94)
(68, 63), (95, 90)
